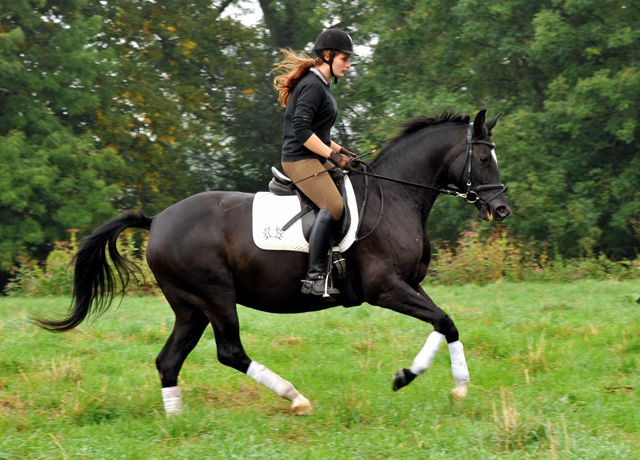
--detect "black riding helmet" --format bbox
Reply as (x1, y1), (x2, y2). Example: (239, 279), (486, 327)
(312, 29), (357, 83)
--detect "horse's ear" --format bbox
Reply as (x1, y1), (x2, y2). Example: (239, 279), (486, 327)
(473, 110), (486, 137)
(485, 112), (503, 134)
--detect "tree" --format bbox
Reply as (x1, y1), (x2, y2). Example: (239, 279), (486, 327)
(0, 0), (121, 271)
(503, 0), (640, 257)
(3, 0), (639, 287)
(82, 0), (270, 210)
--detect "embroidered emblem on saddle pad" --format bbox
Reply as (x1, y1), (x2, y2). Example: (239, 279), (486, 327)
(252, 176), (359, 253)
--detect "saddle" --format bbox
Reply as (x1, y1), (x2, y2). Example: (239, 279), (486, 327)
(268, 166), (351, 243)
(251, 167), (361, 307)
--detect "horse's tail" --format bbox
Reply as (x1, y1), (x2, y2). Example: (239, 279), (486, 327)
(34, 212), (153, 332)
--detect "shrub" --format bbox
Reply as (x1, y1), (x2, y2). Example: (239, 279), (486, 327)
(4, 232), (79, 296)
(428, 223), (640, 285)
(4, 230), (161, 296)
(5, 225), (640, 295)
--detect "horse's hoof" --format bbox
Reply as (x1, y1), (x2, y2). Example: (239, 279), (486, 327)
(291, 395), (313, 415)
(450, 384), (468, 401)
(392, 368), (417, 392)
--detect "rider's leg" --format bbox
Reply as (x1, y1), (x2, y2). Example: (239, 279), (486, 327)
(301, 208), (340, 298)
(282, 159), (343, 299)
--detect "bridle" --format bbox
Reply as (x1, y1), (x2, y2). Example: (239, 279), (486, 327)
(455, 123), (508, 207)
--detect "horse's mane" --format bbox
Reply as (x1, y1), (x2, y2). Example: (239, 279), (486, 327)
(395, 112), (470, 138)
(374, 112), (470, 162)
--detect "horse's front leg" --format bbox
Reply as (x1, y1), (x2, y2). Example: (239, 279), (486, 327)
(373, 282), (470, 400)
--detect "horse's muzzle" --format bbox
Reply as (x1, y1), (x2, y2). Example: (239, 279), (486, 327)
(479, 202), (511, 222)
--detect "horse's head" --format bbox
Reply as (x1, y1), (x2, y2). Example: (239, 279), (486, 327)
(448, 110), (511, 222)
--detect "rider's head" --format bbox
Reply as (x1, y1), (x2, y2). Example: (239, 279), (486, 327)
(312, 29), (357, 83)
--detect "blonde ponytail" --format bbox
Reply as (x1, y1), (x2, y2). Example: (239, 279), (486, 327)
(272, 48), (322, 107)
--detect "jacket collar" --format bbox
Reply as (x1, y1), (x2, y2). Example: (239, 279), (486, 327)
(310, 67), (331, 85)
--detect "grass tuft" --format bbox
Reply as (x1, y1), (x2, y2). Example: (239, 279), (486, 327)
(491, 387), (548, 452)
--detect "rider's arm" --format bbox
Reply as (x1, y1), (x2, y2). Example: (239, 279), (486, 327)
(303, 134), (334, 158)
(330, 140), (343, 153)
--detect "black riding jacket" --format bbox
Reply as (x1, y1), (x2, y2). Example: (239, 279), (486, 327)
(281, 70), (337, 163)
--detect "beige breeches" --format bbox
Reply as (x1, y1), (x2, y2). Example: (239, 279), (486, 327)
(282, 159), (343, 220)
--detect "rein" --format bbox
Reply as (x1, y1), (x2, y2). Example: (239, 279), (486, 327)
(351, 124), (507, 241)
(348, 168), (471, 201)
(351, 124), (507, 205)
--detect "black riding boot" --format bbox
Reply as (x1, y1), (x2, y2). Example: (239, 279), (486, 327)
(301, 208), (340, 300)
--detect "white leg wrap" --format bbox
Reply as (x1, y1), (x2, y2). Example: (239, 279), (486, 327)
(162, 386), (183, 416)
(247, 361), (300, 402)
(409, 331), (445, 376)
(448, 341), (470, 385)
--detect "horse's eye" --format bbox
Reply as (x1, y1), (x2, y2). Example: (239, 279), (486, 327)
(480, 156), (490, 165)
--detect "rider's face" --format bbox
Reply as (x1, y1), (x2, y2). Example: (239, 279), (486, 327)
(332, 52), (351, 77)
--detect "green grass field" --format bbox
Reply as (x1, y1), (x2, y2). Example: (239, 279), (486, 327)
(1, 280), (639, 459)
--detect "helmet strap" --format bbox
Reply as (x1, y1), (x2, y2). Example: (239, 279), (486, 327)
(329, 49), (337, 84)
(318, 49), (338, 84)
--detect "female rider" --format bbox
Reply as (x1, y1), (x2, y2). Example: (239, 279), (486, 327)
(272, 29), (357, 299)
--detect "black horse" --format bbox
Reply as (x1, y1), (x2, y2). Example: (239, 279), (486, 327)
(36, 110), (510, 415)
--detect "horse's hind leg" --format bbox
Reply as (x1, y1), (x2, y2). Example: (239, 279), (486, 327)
(156, 296), (210, 415)
(205, 298), (312, 415)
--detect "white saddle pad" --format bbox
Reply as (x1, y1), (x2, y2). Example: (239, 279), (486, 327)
(252, 175), (359, 253)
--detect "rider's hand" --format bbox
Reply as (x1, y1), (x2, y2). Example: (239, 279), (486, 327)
(340, 147), (357, 159)
(329, 150), (353, 169)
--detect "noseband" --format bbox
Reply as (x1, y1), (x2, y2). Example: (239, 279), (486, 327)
(454, 123), (507, 207)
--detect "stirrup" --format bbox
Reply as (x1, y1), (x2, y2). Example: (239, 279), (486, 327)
(301, 274), (340, 301)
